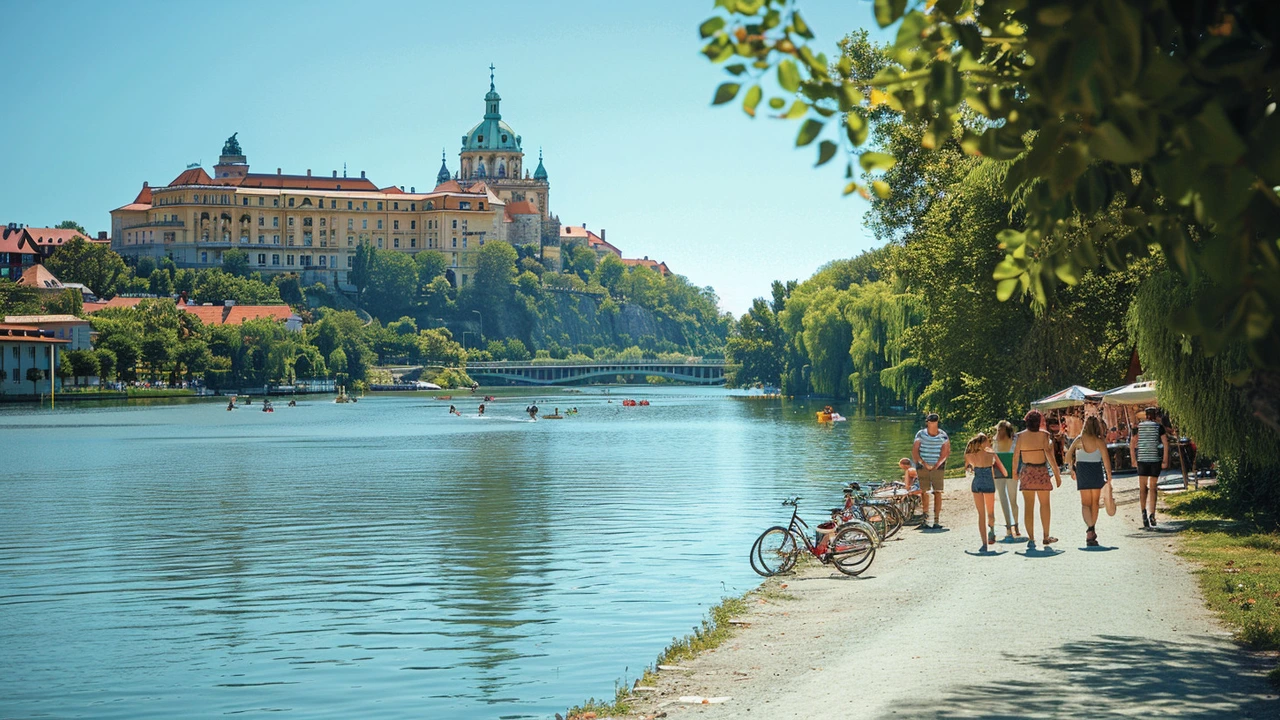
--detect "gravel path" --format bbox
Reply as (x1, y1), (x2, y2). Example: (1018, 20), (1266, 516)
(632, 475), (1278, 719)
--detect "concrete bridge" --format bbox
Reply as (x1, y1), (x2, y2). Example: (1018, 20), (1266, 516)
(466, 360), (731, 386)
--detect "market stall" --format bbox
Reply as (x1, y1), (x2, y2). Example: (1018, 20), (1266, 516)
(1098, 381), (1194, 487)
(1031, 385), (1103, 438)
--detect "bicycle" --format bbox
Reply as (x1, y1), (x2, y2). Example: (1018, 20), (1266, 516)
(749, 497), (877, 577)
(870, 480), (925, 526)
(839, 482), (904, 541)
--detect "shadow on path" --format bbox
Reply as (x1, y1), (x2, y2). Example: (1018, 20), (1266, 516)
(886, 634), (1275, 719)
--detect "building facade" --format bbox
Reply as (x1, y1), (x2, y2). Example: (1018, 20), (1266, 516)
(111, 74), (551, 291)
(0, 323), (68, 396)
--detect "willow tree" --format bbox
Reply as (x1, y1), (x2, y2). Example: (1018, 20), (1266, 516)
(701, 0), (1280, 428)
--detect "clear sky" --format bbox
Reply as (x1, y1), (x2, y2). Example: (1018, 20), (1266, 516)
(0, 0), (890, 316)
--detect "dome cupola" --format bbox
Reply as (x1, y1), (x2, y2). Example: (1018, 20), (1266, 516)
(461, 65), (522, 153)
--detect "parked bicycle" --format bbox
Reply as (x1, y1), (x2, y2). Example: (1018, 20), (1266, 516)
(749, 497), (877, 577)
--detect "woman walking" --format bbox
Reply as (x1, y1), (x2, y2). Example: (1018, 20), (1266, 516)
(991, 421), (1021, 539)
(1011, 410), (1064, 549)
(964, 433), (1007, 553)
(1067, 416), (1112, 546)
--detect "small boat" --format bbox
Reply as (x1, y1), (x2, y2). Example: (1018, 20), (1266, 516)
(541, 414), (564, 420)
(638, 400), (650, 407)
(438, 395), (452, 400)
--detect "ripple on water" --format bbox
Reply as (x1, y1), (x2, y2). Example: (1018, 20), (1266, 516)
(0, 390), (915, 719)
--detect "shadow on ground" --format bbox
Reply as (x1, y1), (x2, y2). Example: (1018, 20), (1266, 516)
(886, 634), (1275, 719)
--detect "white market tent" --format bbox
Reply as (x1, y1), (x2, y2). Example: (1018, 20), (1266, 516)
(1099, 380), (1158, 406)
(1031, 385), (1103, 410)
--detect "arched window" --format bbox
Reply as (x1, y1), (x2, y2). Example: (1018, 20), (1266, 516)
(497, 162), (506, 178)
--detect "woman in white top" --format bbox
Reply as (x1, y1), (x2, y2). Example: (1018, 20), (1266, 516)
(1067, 416), (1112, 547)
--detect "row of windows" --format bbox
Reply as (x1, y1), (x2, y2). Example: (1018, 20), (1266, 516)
(162, 193), (484, 214)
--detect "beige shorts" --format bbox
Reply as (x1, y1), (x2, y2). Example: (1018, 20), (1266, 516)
(918, 465), (945, 492)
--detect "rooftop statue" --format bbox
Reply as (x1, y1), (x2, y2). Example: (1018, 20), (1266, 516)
(222, 133), (242, 156)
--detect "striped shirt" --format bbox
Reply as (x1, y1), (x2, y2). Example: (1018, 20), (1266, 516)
(1136, 420), (1165, 462)
(915, 428), (949, 465)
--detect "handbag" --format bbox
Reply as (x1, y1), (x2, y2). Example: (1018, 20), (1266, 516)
(1103, 479), (1117, 516)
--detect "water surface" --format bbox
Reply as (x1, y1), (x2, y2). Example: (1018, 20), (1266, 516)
(0, 389), (915, 718)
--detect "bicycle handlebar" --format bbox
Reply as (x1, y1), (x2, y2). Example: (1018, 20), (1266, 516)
(782, 496), (801, 507)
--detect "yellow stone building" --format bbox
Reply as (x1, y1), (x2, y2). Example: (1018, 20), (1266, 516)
(110, 72), (550, 290)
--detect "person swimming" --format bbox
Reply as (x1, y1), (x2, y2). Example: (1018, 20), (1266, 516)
(478, 403), (486, 416)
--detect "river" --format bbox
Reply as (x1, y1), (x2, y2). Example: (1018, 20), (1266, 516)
(0, 388), (917, 719)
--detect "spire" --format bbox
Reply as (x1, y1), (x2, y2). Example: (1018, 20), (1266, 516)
(484, 64), (501, 118)
(437, 149), (451, 184)
(533, 147), (548, 181)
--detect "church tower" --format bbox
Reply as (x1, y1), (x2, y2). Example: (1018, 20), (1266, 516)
(454, 66), (550, 221)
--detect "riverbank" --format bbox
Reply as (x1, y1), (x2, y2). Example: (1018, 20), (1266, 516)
(617, 475), (1278, 719)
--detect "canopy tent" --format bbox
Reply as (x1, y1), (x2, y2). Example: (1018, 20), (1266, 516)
(1031, 385), (1103, 410)
(1100, 381), (1158, 406)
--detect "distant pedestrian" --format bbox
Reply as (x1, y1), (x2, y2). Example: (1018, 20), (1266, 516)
(1068, 416), (1112, 546)
(964, 432), (1006, 552)
(912, 413), (951, 529)
(1045, 416), (1068, 470)
(1129, 407), (1169, 528)
(1012, 410), (1064, 549)
(991, 420), (1021, 539)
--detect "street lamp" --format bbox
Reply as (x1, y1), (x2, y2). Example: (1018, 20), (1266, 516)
(472, 310), (483, 341)
(462, 331), (472, 350)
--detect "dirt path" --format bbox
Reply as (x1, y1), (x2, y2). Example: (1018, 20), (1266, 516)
(632, 477), (1277, 719)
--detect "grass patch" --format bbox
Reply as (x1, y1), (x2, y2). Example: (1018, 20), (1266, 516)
(564, 593), (752, 719)
(1165, 490), (1280, 685)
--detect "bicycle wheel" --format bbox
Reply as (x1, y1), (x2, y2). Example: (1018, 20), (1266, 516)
(829, 524), (876, 576)
(875, 500), (904, 539)
(857, 502), (889, 542)
(751, 526), (799, 577)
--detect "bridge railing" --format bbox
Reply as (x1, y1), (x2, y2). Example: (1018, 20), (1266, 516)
(467, 359), (729, 369)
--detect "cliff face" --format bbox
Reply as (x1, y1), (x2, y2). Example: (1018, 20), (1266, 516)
(526, 290), (685, 350)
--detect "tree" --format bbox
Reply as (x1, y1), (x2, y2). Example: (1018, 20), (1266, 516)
(414, 250), (448, 287)
(562, 244), (598, 281)
(726, 298), (785, 387)
(55, 220), (86, 234)
(222, 249), (251, 278)
(43, 288), (82, 316)
(135, 256), (156, 279)
(149, 270), (174, 297)
(95, 348), (116, 382)
(350, 240), (375, 303)
(593, 255), (627, 296)
(43, 237), (128, 298)
(700, 0), (1280, 426)
(191, 269), (282, 305)
(26, 367), (42, 395)
(273, 273), (304, 305)
(66, 349), (100, 386)
(364, 251), (419, 320)
(141, 332), (176, 381)
(0, 279), (41, 315)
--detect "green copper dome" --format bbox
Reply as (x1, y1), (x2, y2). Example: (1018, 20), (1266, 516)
(461, 69), (522, 153)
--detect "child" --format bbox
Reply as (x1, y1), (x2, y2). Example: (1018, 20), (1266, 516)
(897, 458), (919, 495)
(965, 433), (1007, 553)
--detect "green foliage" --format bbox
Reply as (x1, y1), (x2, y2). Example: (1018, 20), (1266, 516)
(221, 249), (250, 278)
(42, 288), (82, 316)
(134, 256), (156, 279)
(0, 279), (41, 316)
(273, 273), (305, 305)
(191, 269), (282, 305)
(349, 240), (375, 300)
(55, 220), (86, 233)
(1133, 272), (1280, 526)
(364, 250), (418, 319)
(44, 237), (128, 298)
(702, 0), (1280, 427)
(414, 250), (448, 287)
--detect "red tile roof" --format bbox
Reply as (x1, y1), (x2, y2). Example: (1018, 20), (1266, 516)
(235, 174), (379, 191)
(0, 227), (37, 254)
(82, 296), (147, 313)
(168, 167), (214, 186)
(114, 203), (152, 212)
(134, 183), (153, 204)
(82, 298), (295, 326)
(25, 227), (102, 247)
(622, 257), (671, 275)
(179, 304), (294, 326)
(505, 200), (539, 215)
(381, 186), (406, 194)
(14, 264), (64, 289)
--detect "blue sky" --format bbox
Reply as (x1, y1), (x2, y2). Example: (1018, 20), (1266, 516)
(0, 0), (889, 315)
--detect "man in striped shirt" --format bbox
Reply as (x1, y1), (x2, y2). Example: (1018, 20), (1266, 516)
(1129, 407), (1169, 528)
(912, 413), (951, 529)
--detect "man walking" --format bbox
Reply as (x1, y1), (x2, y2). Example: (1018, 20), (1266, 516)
(1130, 407), (1169, 528)
(913, 413), (951, 529)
